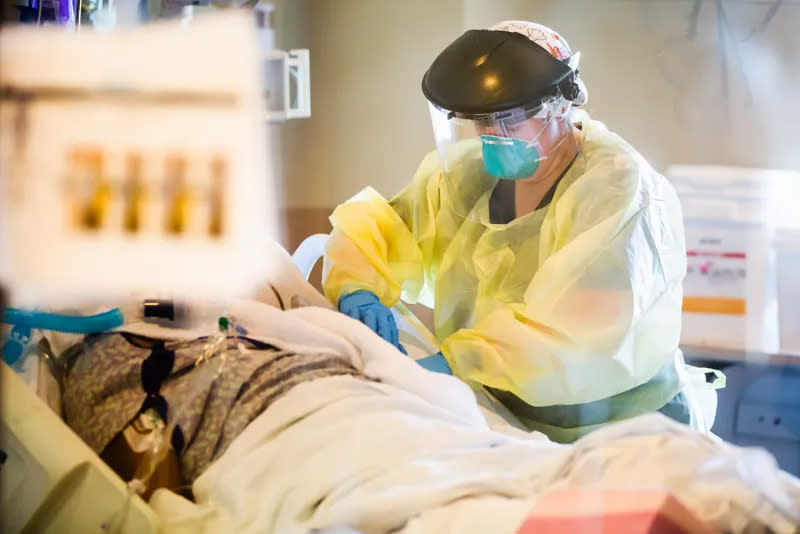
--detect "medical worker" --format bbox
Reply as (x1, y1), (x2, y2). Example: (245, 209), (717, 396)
(324, 21), (705, 442)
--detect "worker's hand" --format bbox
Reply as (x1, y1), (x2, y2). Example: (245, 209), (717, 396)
(338, 290), (407, 354)
(417, 351), (452, 374)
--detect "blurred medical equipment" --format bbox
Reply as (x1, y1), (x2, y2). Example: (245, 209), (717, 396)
(7, 1), (311, 123)
(11, 0), (118, 28)
(181, 2), (311, 122)
(15, 0), (76, 25)
(0, 10), (307, 532)
(0, 11), (282, 307)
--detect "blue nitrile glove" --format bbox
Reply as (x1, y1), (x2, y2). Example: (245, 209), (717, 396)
(338, 290), (407, 354)
(417, 351), (452, 374)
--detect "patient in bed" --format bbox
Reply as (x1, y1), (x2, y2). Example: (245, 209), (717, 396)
(63, 332), (365, 498)
(55, 245), (799, 534)
(60, 245), (345, 499)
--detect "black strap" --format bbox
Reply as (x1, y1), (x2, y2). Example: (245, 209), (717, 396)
(139, 341), (175, 422)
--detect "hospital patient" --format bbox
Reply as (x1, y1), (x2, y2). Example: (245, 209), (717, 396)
(323, 21), (713, 442)
(63, 331), (364, 498)
(56, 244), (799, 534)
(60, 248), (347, 498)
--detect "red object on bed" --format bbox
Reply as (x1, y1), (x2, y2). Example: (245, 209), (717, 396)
(515, 489), (719, 534)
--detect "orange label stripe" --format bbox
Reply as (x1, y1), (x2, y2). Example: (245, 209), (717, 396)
(683, 297), (747, 315)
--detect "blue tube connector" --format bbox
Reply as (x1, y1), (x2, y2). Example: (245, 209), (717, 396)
(2, 307), (124, 365)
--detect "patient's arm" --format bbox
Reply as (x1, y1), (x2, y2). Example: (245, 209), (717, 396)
(251, 241), (333, 310)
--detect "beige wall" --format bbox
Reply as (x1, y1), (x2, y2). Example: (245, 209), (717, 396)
(275, 0), (463, 209)
(274, 0), (800, 250)
(462, 0), (800, 173)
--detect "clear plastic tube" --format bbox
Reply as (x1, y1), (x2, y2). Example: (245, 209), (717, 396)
(126, 314), (246, 499)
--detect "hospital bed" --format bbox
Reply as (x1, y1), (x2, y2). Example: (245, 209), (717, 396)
(0, 233), (524, 533)
(1, 237), (796, 534)
(0, 236), (476, 534)
(0, 360), (159, 534)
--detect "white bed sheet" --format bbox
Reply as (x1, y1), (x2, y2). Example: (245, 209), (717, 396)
(141, 302), (799, 534)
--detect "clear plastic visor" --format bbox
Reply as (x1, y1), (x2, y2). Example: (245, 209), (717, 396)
(428, 96), (574, 180)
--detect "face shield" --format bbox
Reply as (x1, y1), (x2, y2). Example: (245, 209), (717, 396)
(422, 26), (585, 196)
(429, 95), (575, 181)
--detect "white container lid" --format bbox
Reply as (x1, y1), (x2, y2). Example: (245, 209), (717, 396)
(668, 165), (777, 197)
(666, 165), (800, 227)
